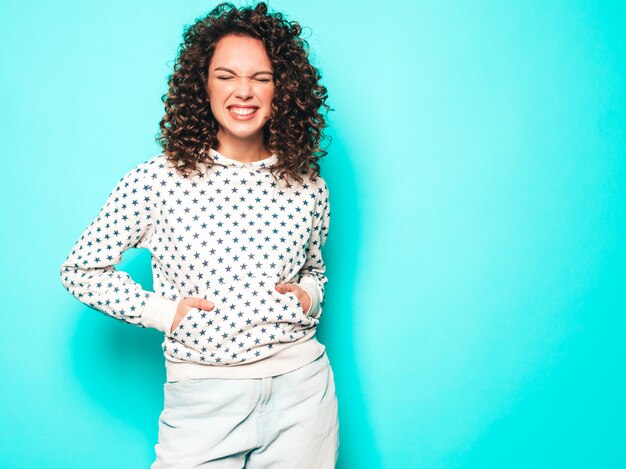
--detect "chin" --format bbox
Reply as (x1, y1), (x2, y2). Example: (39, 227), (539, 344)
(221, 126), (265, 139)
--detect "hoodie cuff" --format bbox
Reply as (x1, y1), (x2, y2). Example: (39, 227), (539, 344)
(142, 294), (179, 334)
(298, 277), (321, 319)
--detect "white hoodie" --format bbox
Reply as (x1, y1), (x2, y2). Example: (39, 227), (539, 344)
(60, 148), (330, 380)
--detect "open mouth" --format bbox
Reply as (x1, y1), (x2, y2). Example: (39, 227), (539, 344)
(228, 106), (259, 119)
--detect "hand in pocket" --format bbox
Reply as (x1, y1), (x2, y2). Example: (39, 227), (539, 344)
(169, 297), (215, 335)
(275, 283), (311, 314)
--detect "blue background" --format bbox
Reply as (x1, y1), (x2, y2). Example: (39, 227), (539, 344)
(1, 0), (624, 467)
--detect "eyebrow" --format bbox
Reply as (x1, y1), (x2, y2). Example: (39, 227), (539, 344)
(213, 67), (273, 76)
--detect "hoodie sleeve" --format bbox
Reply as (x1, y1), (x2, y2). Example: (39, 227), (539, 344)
(59, 162), (179, 334)
(297, 179), (331, 319)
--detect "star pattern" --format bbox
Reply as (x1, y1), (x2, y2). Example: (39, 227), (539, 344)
(60, 149), (330, 366)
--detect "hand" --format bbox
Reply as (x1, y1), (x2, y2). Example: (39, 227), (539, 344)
(170, 297), (214, 335)
(275, 283), (311, 314)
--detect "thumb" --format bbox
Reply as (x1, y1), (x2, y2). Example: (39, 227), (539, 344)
(275, 283), (295, 293)
(187, 297), (214, 310)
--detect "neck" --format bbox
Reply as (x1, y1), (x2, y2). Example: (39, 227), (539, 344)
(215, 132), (271, 163)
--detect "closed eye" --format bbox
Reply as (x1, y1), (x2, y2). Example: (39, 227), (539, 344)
(216, 76), (272, 83)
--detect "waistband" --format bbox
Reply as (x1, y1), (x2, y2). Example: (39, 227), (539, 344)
(165, 334), (325, 381)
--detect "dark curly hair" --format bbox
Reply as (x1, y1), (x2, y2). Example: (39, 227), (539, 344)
(155, 1), (332, 184)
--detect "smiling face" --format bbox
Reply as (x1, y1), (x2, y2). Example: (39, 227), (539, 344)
(206, 34), (275, 151)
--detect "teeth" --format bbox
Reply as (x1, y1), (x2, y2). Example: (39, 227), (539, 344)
(230, 107), (257, 116)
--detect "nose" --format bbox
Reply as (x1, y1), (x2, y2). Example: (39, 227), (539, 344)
(234, 77), (253, 99)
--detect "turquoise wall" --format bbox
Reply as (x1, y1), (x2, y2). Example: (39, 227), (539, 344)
(1, 1), (624, 467)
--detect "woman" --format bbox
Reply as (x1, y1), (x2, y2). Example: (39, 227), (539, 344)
(59, 2), (339, 467)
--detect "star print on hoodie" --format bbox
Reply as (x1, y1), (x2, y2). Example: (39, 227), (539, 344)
(60, 148), (330, 378)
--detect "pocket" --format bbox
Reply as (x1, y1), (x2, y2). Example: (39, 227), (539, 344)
(167, 275), (318, 365)
(169, 307), (201, 344)
(164, 377), (206, 391)
(285, 290), (307, 317)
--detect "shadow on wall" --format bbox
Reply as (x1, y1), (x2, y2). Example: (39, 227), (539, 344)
(320, 131), (382, 468)
(68, 248), (168, 455)
(69, 308), (166, 432)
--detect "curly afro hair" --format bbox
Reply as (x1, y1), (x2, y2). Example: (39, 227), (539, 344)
(156, 1), (332, 184)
